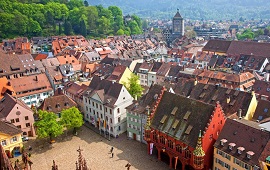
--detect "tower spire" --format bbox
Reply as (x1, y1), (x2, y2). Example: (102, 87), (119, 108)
(193, 130), (205, 157)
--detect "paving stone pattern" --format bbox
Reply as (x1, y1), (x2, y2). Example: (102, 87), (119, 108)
(20, 125), (168, 170)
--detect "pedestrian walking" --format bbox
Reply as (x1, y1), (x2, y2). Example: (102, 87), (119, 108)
(111, 152), (114, 158)
(110, 147), (114, 153)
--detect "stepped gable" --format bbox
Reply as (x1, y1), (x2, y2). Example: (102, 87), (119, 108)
(214, 118), (270, 167)
(151, 91), (215, 148)
(189, 83), (253, 117)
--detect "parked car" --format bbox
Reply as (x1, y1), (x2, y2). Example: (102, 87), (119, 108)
(22, 136), (29, 142)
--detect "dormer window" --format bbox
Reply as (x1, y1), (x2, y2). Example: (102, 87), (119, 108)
(228, 143), (236, 150)
(220, 139), (227, 146)
(246, 151), (254, 159)
(237, 147), (245, 154)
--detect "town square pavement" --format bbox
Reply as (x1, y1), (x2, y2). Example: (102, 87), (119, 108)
(19, 125), (169, 170)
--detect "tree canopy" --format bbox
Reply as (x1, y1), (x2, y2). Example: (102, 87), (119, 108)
(34, 110), (63, 140)
(123, 74), (144, 99)
(60, 107), (84, 133)
(0, 0), (143, 40)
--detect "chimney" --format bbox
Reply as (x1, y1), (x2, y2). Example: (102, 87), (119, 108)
(238, 109), (242, 119)
(226, 96), (230, 104)
(194, 78), (198, 86)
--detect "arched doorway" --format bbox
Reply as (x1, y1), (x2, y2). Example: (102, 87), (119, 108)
(172, 157), (183, 170)
(160, 151), (170, 165)
(12, 147), (21, 157)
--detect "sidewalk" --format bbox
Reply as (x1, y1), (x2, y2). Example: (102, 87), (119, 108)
(83, 121), (111, 141)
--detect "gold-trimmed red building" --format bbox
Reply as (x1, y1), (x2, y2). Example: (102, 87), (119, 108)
(144, 91), (226, 170)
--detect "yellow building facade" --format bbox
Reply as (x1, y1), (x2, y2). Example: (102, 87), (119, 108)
(213, 147), (259, 170)
(0, 122), (23, 158)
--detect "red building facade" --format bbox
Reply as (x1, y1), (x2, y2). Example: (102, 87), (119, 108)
(144, 91), (226, 170)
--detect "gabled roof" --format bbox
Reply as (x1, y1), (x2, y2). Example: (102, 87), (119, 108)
(84, 76), (125, 107)
(9, 73), (52, 97)
(188, 83), (253, 117)
(203, 40), (231, 53)
(254, 80), (270, 97)
(214, 118), (270, 167)
(151, 91), (215, 148)
(0, 120), (22, 136)
(252, 100), (270, 122)
(38, 94), (77, 113)
(173, 10), (182, 18)
(156, 63), (171, 76)
(0, 93), (32, 119)
(0, 77), (15, 100)
(227, 41), (270, 57)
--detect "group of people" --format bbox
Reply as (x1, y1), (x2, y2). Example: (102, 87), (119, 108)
(110, 147), (131, 170)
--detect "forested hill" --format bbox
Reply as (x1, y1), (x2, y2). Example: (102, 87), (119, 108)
(88, 0), (270, 20)
(0, 0), (142, 40)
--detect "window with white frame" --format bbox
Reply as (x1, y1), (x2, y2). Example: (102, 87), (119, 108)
(1, 140), (7, 146)
(11, 136), (17, 143)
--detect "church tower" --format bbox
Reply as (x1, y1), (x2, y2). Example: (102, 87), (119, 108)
(172, 9), (184, 37)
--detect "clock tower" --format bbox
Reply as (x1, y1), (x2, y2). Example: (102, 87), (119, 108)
(172, 9), (184, 36)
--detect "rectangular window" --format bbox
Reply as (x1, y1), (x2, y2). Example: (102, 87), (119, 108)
(105, 107), (107, 112)
(11, 136), (17, 143)
(96, 103), (98, 109)
(118, 117), (121, 123)
(26, 123), (30, 127)
(86, 106), (88, 112)
(17, 125), (21, 129)
(25, 116), (29, 120)
(1, 140), (7, 146)
(110, 109), (112, 115)
(92, 102), (94, 107)
(100, 105), (102, 110)
(10, 119), (15, 123)
(117, 108), (120, 113)
(15, 118), (19, 122)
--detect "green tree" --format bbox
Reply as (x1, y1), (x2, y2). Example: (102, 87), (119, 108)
(97, 16), (110, 35)
(116, 29), (124, 35)
(108, 6), (122, 18)
(34, 110), (63, 141)
(131, 15), (142, 29)
(128, 20), (141, 35)
(85, 6), (98, 35)
(185, 30), (197, 39)
(67, 0), (83, 9)
(123, 74), (144, 99)
(80, 19), (87, 37)
(142, 19), (148, 30)
(60, 107), (84, 134)
(28, 18), (42, 36)
(64, 19), (72, 35)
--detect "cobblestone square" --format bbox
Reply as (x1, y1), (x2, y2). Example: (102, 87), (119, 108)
(19, 126), (168, 170)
